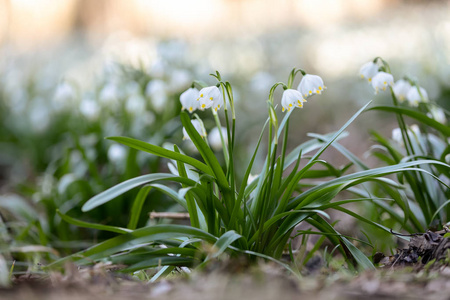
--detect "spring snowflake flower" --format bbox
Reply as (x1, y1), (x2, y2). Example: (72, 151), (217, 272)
(427, 106), (446, 124)
(281, 89), (306, 112)
(180, 87), (199, 113)
(392, 79), (411, 102)
(297, 74), (326, 98)
(359, 61), (379, 82)
(406, 86), (428, 107)
(182, 119), (207, 141)
(371, 72), (394, 94)
(208, 127), (227, 151)
(197, 86), (223, 112)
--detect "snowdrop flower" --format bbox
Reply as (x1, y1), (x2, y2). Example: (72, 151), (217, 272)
(392, 79), (411, 102)
(281, 89), (306, 112)
(359, 61), (379, 82)
(197, 86), (223, 112)
(297, 74), (326, 99)
(180, 87), (199, 113)
(427, 106), (446, 124)
(406, 86), (428, 107)
(371, 72), (394, 94)
(182, 119), (207, 141)
(208, 127), (227, 151)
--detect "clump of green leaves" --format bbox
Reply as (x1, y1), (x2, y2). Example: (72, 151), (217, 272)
(54, 69), (446, 278)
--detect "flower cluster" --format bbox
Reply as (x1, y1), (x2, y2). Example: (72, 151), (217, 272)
(281, 74), (326, 112)
(359, 60), (429, 107)
(180, 86), (223, 113)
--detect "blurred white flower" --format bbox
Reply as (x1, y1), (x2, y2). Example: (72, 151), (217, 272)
(197, 86), (223, 112)
(79, 97), (100, 120)
(126, 94), (146, 114)
(182, 119), (207, 141)
(146, 79), (168, 113)
(208, 127), (227, 151)
(169, 69), (192, 91)
(108, 144), (127, 162)
(149, 58), (167, 78)
(409, 124), (421, 137)
(99, 83), (119, 103)
(29, 98), (50, 132)
(427, 106), (446, 124)
(180, 87), (199, 113)
(392, 79), (411, 102)
(359, 61), (379, 82)
(281, 89), (306, 112)
(54, 82), (76, 102)
(406, 86), (428, 107)
(391, 128), (402, 144)
(247, 173), (258, 184)
(297, 74), (326, 99)
(371, 72), (394, 94)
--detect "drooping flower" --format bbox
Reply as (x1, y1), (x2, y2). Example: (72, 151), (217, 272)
(180, 87), (199, 113)
(297, 74), (326, 98)
(359, 61), (379, 82)
(371, 72), (394, 94)
(197, 86), (223, 112)
(392, 79), (412, 102)
(208, 127), (227, 151)
(281, 89), (306, 112)
(406, 86), (428, 107)
(182, 119), (207, 141)
(427, 106), (446, 124)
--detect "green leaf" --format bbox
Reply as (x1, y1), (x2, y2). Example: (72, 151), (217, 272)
(127, 185), (152, 230)
(82, 173), (196, 212)
(48, 224), (216, 267)
(368, 106), (450, 136)
(107, 136), (213, 175)
(210, 230), (242, 259)
(57, 210), (131, 234)
(179, 112), (228, 189)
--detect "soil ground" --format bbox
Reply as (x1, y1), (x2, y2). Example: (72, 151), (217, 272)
(2, 262), (450, 300)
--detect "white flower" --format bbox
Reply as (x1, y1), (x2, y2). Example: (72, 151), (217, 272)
(182, 119), (207, 141)
(108, 144), (127, 162)
(80, 97), (100, 120)
(197, 86), (223, 112)
(208, 127), (227, 151)
(146, 79), (168, 112)
(297, 74), (326, 99)
(180, 87), (199, 113)
(54, 82), (76, 102)
(359, 61), (379, 82)
(406, 86), (428, 107)
(392, 79), (411, 102)
(392, 128), (402, 144)
(371, 72), (394, 94)
(126, 94), (146, 114)
(281, 89), (306, 112)
(427, 106), (446, 124)
(99, 83), (119, 103)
